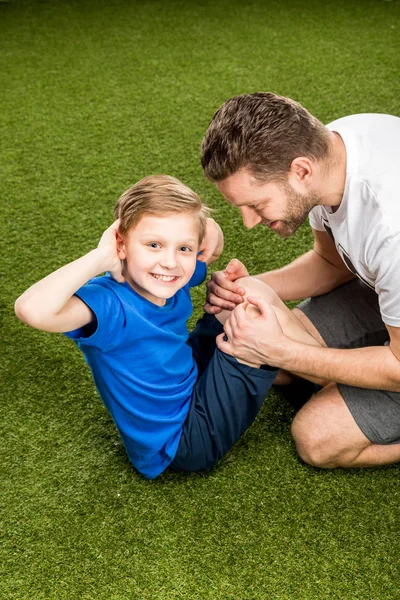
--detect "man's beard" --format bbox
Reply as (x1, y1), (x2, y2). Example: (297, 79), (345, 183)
(274, 183), (321, 238)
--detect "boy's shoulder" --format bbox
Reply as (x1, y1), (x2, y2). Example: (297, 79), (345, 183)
(75, 273), (137, 317)
(84, 273), (130, 298)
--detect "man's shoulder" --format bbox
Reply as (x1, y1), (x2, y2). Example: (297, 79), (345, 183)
(326, 113), (400, 131)
(328, 114), (399, 204)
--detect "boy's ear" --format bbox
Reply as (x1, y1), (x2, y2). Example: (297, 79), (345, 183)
(116, 230), (126, 260)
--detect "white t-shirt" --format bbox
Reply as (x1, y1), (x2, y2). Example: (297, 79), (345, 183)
(309, 113), (400, 327)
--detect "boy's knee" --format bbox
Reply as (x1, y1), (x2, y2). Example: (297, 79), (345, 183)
(235, 277), (279, 305)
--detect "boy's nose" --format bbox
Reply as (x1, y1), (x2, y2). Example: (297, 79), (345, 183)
(240, 206), (261, 229)
(159, 251), (178, 269)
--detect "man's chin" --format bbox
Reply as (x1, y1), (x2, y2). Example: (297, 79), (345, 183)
(274, 222), (302, 238)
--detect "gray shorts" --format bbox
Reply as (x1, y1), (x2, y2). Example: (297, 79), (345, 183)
(297, 279), (400, 445)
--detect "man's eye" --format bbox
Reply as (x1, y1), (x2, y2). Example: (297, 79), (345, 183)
(148, 242), (161, 249)
(252, 203), (259, 208)
(180, 246), (192, 252)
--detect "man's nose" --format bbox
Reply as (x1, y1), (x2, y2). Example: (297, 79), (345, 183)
(240, 206), (261, 229)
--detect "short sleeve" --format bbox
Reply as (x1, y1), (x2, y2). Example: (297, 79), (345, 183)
(308, 206), (325, 232)
(188, 260), (207, 288)
(368, 233), (400, 327)
(65, 281), (125, 351)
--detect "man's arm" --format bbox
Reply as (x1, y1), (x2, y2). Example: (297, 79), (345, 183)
(218, 296), (400, 392)
(15, 221), (124, 333)
(256, 229), (356, 301)
(205, 229), (355, 311)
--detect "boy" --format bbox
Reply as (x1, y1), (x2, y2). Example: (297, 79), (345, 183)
(15, 175), (321, 478)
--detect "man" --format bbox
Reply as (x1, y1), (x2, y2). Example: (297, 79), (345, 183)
(201, 92), (400, 468)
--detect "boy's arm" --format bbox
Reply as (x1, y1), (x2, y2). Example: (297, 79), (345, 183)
(199, 218), (224, 266)
(15, 221), (124, 333)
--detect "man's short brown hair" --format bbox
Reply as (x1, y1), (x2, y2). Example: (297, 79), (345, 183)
(201, 92), (330, 182)
(114, 175), (209, 242)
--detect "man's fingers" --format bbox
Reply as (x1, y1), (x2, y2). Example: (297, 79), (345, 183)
(207, 294), (236, 310)
(216, 332), (234, 356)
(203, 302), (222, 315)
(246, 295), (273, 317)
(205, 269), (245, 313)
(225, 308), (238, 334)
(223, 317), (233, 340)
(212, 271), (245, 294)
(207, 281), (244, 304)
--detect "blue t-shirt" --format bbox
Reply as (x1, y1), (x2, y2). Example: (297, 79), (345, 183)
(65, 260), (207, 479)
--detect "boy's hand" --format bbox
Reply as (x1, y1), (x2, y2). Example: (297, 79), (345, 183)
(204, 258), (248, 314)
(198, 218), (224, 265)
(97, 220), (125, 283)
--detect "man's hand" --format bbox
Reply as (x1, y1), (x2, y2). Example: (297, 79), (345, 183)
(97, 220), (125, 283)
(217, 295), (288, 366)
(204, 258), (249, 314)
(198, 218), (224, 265)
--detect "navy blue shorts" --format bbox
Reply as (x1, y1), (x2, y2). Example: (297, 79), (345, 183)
(170, 314), (277, 473)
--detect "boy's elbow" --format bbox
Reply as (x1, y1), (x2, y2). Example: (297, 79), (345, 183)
(15, 296), (46, 330)
(15, 296), (33, 325)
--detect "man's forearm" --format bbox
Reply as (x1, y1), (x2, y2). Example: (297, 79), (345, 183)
(280, 342), (400, 392)
(255, 250), (355, 302)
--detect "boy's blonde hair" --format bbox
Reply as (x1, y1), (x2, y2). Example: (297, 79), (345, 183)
(114, 175), (210, 243)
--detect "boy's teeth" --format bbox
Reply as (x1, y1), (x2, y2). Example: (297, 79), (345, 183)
(152, 274), (176, 282)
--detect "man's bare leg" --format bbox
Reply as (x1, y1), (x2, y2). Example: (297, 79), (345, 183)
(214, 277), (400, 467)
(292, 383), (400, 467)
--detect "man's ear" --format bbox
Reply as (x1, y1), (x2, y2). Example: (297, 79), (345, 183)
(289, 157), (313, 187)
(116, 230), (126, 260)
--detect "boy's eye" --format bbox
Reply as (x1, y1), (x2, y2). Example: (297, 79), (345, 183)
(180, 246), (192, 253)
(148, 242), (161, 249)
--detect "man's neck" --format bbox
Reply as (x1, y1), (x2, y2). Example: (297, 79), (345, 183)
(318, 131), (347, 209)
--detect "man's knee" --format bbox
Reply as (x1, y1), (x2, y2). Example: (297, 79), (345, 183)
(291, 414), (335, 468)
(291, 401), (371, 469)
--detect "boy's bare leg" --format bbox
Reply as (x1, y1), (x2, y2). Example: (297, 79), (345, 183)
(215, 276), (327, 383)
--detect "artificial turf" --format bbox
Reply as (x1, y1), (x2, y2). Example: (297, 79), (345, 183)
(1, 0), (399, 598)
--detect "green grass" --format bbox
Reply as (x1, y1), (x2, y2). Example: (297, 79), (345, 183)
(1, 0), (400, 598)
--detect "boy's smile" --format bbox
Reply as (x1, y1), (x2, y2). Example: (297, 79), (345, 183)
(151, 273), (180, 283)
(117, 212), (200, 306)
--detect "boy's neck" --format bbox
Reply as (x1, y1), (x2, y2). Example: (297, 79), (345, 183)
(123, 275), (167, 307)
